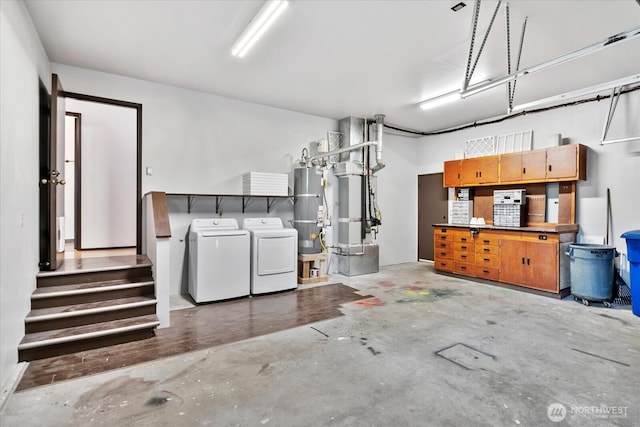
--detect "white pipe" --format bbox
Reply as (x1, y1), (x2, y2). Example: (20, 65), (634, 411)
(308, 141), (377, 162)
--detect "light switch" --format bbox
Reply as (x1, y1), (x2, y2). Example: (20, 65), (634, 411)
(146, 167), (153, 176)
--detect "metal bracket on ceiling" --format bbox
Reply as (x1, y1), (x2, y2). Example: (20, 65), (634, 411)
(601, 86), (640, 145)
(463, 0), (503, 91)
(505, 9), (528, 113)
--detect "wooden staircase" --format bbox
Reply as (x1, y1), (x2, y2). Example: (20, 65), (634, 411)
(19, 255), (160, 361)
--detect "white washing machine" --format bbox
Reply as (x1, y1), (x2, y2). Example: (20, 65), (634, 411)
(242, 218), (298, 295)
(188, 218), (250, 303)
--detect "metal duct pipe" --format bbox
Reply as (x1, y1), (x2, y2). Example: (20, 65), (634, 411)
(372, 114), (385, 173)
(308, 141), (377, 162)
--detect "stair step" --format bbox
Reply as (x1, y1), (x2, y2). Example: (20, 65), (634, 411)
(32, 278), (154, 299)
(19, 314), (159, 350)
(26, 296), (156, 321)
(37, 256), (153, 287)
(31, 279), (155, 309)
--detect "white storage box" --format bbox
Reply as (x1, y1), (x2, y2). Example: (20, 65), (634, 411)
(242, 172), (288, 196)
(449, 201), (473, 224)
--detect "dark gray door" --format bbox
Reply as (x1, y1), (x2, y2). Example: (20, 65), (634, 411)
(418, 173), (448, 260)
(39, 74), (65, 270)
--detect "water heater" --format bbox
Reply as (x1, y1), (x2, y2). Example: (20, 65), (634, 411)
(293, 167), (323, 254)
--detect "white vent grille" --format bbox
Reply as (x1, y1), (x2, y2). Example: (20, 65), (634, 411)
(495, 130), (533, 154)
(464, 136), (495, 158)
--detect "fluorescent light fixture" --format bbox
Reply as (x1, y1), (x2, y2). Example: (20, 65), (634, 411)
(231, 0), (288, 58)
(419, 91), (461, 110)
(512, 74), (640, 112)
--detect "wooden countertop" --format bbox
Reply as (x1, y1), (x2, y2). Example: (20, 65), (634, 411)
(432, 223), (579, 234)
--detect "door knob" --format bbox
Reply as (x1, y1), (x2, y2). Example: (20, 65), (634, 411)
(40, 178), (66, 185)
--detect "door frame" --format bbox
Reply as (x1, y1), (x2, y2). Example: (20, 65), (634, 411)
(65, 112), (82, 249)
(63, 91), (143, 253)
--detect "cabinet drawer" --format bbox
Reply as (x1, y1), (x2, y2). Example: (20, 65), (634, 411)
(434, 232), (453, 242)
(454, 251), (476, 263)
(454, 242), (475, 252)
(435, 240), (453, 250)
(434, 249), (453, 260)
(476, 266), (499, 281)
(476, 253), (499, 267)
(434, 259), (454, 272)
(476, 235), (500, 246)
(475, 244), (498, 256)
(453, 233), (474, 243)
(454, 262), (475, 276)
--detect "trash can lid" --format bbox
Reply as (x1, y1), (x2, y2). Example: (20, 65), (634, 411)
(621, 230), (640, 239)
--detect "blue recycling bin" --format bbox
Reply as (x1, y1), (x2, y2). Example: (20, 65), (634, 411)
(621, 230), (640, 317)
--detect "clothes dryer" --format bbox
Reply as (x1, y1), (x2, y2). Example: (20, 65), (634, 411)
(242, 218), (298, 294)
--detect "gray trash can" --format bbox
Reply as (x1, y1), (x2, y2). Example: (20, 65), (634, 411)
(566, 244), (616, 307)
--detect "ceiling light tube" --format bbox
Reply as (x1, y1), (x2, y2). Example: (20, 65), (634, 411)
(511, 74), (640, 112)
(231, 0), (288, 58)
(419, 91), (461, 110)
(460, 25), (640, 99)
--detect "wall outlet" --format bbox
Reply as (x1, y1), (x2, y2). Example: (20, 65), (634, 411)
(146, 167), (153, 176)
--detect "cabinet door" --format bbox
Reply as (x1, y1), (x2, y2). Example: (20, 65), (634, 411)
(499, 239), (527, 285)
(460, 156), (499, 185)
(525, 241), (558, 291)
(546, 145), (577, 180)
(443, 160), (461, 187)
(500, 151), (546, 183)
(521, 150), (547, 181)
(499, 152), (523, 183)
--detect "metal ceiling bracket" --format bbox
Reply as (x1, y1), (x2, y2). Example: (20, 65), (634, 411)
(509, 17), (528, 112)
(505, 3), (512, 111)
(600, 86), (640, 145)
(461, 25), (640, 98)
(463, 0), (482, 91)
(463, 0), (503, 91)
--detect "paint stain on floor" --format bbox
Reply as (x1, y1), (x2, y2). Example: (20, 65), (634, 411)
(354, 297), (386, 308)
(395, 288), (461, 304)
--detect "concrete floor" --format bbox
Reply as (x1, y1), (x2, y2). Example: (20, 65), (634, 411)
(1, 262), (638, 426)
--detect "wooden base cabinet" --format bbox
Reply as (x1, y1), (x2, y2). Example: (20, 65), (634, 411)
(499, 237), (558, 292)
(433, 226), (574, 294)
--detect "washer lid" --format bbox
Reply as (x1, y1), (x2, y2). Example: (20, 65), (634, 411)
(190, 218), (239, 232)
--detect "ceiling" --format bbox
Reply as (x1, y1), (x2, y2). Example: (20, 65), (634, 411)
(24, 0), (640, 133)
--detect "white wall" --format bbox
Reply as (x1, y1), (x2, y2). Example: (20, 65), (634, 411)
(65, 99), (137, 249)
(51, 65), (420, 295)
(416, 90), (640, 256)
(0, 0), (51, 390)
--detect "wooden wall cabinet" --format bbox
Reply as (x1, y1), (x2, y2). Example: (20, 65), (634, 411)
(442, 144), (586, 187)
(546, 144), (587, 180)
(443, 160), (462, 187)
(499, 150), (547, 183)
(433, 226), (574, 295)
(459, 156), (499, 185)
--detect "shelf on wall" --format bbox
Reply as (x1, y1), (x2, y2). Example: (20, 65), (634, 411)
(165, 193), (292, 214)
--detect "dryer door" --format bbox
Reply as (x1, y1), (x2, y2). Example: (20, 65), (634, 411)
(257, 236), (296, 275)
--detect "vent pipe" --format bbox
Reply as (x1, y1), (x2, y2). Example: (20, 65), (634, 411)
(372, 114), (385, 173)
